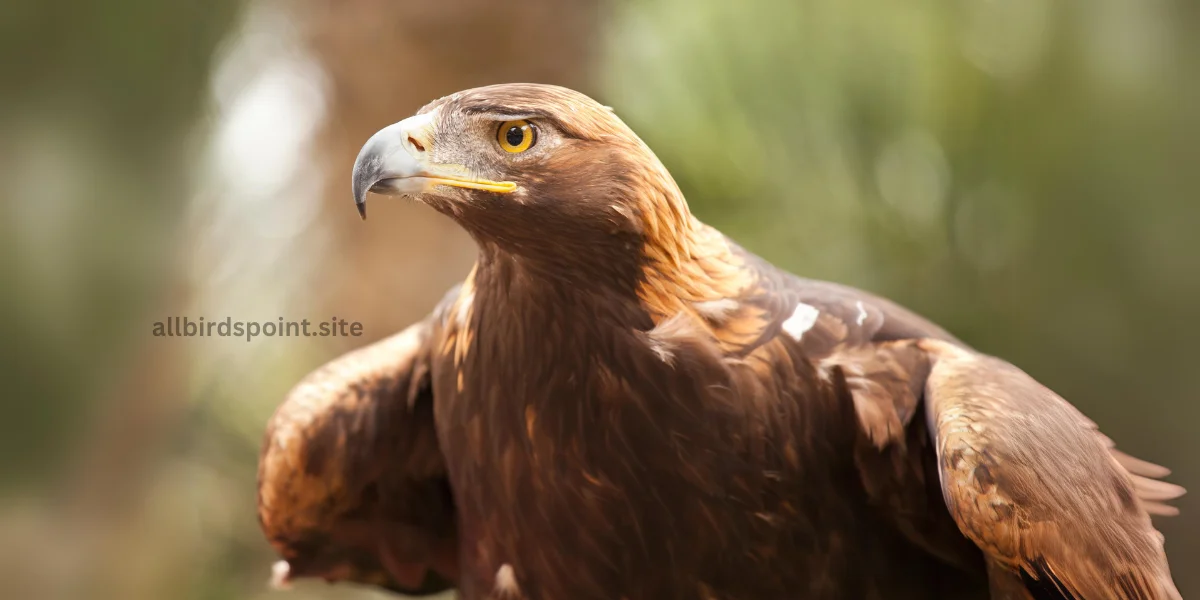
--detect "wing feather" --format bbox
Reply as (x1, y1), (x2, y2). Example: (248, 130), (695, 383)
(773, 272), (1183, 598)
(257, 285), (462, 595)
(918, 338), (1182, 600)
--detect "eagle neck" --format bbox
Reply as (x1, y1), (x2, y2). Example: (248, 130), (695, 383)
(472, 242), (653, 323)
(635, 218), (758, 325)
(462, 247), (658, 402)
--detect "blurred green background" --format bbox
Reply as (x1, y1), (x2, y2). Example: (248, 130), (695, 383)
(0, 0), (1196, 597)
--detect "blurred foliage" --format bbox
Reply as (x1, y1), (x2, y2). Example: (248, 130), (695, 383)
(0, 0), (240, 485)
(0, 0), (1196, 597)
(0, 0), (240, 597)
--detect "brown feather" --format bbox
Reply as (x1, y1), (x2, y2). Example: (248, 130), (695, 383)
(256, 287), (462, 594)
(918, 338), (1182, 600)
(263, 83), (1184, 599)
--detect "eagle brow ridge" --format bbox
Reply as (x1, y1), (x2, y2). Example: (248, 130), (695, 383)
(458, 104), (551, 119)
(456, 105), (593, 140)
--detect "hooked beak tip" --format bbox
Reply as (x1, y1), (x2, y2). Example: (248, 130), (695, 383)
(351, 153), (383, 221)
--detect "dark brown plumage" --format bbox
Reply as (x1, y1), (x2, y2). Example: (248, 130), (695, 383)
(258, 84), (1184, 599)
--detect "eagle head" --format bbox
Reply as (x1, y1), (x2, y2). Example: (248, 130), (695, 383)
(352, 83), (700, 286)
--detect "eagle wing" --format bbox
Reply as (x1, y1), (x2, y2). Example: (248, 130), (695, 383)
(775, 276), (1184, 600)
(257, 286), (461, 595)
(918, 338), (1182, 600)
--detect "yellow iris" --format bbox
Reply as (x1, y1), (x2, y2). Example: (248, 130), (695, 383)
(497, 120), (536, 153)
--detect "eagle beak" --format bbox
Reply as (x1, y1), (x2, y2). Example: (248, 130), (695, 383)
(351, 112), (517, 219)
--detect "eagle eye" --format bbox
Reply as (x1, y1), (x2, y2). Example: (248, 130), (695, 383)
(497, 120), (537, 153)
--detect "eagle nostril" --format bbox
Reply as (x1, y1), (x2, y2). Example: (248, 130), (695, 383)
(408, 136), (425, 152)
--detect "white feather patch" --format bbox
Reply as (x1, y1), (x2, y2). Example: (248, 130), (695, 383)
(642, 312), (707, 364)
(855, 300), (868, 326)
(693, 298), (739, 322)
(455, 288), (475, 328)
(646, 336), (675, 363)
(269, 560), (291, 590)
(494, 564), (520, 597)
(782, 302), (821, 340)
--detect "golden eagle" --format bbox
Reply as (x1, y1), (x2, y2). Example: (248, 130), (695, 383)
(257, 84), (1184, 599)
